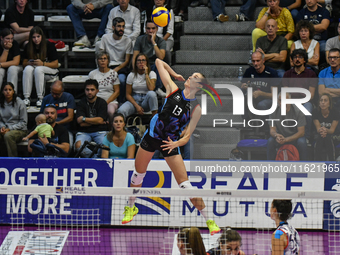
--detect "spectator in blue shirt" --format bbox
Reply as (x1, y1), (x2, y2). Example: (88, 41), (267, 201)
(318, 48), (340, 110)
(40, 80), (76, 148)
(318, 48), (340, 135)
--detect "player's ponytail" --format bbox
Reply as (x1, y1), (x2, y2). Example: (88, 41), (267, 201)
(272, 199), (293, 221)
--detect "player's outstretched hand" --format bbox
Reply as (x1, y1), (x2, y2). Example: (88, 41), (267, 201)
(174, 74), (185, 81)
(161, 136), (177, 153)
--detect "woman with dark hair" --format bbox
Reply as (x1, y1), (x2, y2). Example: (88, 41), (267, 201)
(117, 53), (158, 118)
(4, 0), (34, 46)
(22, 26), (59, 107)
(270, 199), (300, 255)
(89, 52), (120, 124)
(312, 93), (339, 161)
(0, 82), (27, 157)
(177, 227), (206, 255)
(0, 28), (22, 91)
(207, 227), (245, 255)
(122, 58), (221, 236)
(291, 20), (320, 68)
(101, 113), (135, 159)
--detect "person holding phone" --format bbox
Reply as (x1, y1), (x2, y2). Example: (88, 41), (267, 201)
(22, 26), (59, 107)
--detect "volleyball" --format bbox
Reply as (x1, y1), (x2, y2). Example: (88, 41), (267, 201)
(151, 7), (171, 27)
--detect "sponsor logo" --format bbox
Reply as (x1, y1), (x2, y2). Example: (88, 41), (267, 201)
(56, 187), (63, 193)
(63, 187), (86, 195)
(330, 179), (340, 218)
(133, 189), (161, 195)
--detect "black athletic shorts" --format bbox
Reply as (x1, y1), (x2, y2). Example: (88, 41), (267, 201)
(140, 132), (180, 157)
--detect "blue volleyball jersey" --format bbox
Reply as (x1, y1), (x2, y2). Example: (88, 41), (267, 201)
(149, 88), (199, 141)
(272, 222), (300, 255)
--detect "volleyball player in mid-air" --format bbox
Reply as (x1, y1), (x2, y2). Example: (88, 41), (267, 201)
(121, 58), (221, 236)
(270, 199), (300, 255)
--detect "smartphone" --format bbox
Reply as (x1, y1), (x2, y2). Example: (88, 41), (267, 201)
(29, 59), (34, 62)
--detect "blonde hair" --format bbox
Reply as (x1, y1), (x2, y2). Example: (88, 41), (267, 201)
(35, 114), (46, 124)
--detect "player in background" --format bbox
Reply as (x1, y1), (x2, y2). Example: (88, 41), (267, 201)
(270, 199), (300, 255)
(207, 227), (245, 255)
(177, 227), (207, 255)
(121, 58), (221, 236)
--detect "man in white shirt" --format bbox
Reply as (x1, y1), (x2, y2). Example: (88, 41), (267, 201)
(105, 0), (140, 44)
(97, 17), (133, 103)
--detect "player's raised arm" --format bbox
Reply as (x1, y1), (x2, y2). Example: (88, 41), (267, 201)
(155, 58), (184, 95)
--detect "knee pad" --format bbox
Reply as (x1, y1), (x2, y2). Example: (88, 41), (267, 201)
(179, 180), (194, 189)
(131, 170), (146, 185)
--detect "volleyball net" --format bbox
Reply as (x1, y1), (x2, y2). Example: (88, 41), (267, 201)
(0, 186), (339, 255)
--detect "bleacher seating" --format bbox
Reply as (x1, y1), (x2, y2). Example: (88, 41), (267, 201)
(1, 0), (338, 159)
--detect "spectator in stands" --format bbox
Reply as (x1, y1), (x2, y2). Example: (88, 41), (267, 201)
(252, 0), (294, 51)
(241, 51), (279, 125)
(75, 79), (108, 158)
(177, 227), (206, 255)
(326, 22), (340, 64)
(105, 0), (140, 44)
(133, 20), (166, 96)
(296, 0), (330, 64)
(235, 0), (256, 22)
(89, 52), (120, 124)
(0, 28), (22, 92)
(0, 82), (27, 157)
(22, 26), (59, 107)
(40, 80), (76, 147)
(176, 0), (190, 21)
(279, 0), (302, 22)
(290, 20), (320, 69)
(318, 48), (340, 110)
(117, 53), (158, 119)
(67, 0), (113, 47)
(145, 0), (175, 65)
(209, 0), (256, 22)
(27, 104), (70, 155)
(209, 0), (229, 22)
(283, 49), (317, 142)
(267, 92), (307, 160)
(313, 93), (339, 161)
(4, 0), (34, 46)
(101, 113), (135, 159)
(97, 17), (133, 104)
(256, 19), (288, 77)
(207, 227), (245, 255)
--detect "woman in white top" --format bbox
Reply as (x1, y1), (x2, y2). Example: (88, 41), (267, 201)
(88, 52), (120, 124)
(117, 53), (158, 118)
(291, 20), (320, 68)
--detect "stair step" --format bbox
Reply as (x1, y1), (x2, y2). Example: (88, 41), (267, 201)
(193, 143), (237, 159)
(188, 6), (264, 21)
(184, 21), (255, 34)
(172, 64), (249, 78)
(180, 35), (252, 50)
(196, 127), (240, 144)
(175, 50), (250, 64)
